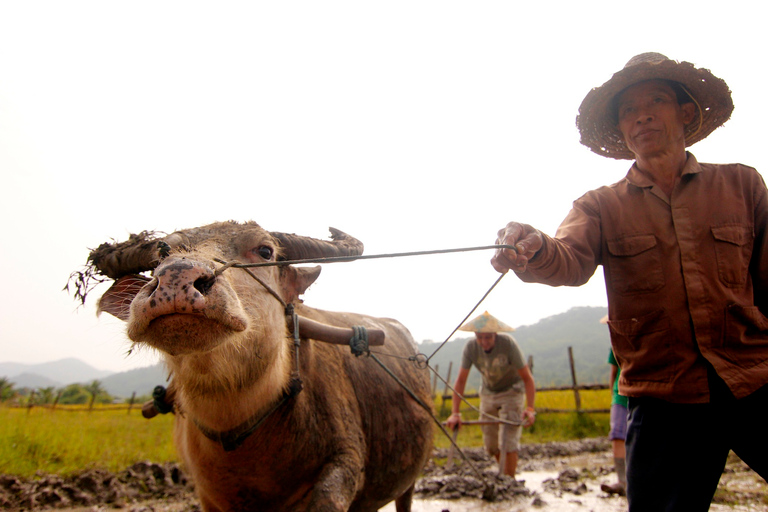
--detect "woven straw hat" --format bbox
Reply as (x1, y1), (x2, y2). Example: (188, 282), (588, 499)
(576, 52), (733, 160)
(458, 311), (516, 333)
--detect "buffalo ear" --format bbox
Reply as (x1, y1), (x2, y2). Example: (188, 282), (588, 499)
(97, 275), (151, 321)
(280, 265), (322, 304)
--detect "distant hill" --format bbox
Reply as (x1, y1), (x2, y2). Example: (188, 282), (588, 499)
(2, 306), (610, 398)
(8, 372), (61, 389)
(0, 358), (167, 398)
(418, 306), (610, 393)
(100, 364), (169, 398)
(0, 358), (113, 388)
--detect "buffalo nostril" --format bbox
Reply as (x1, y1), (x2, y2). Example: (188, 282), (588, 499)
(194, 275), (216, 295)
(146, 278), (159, 293)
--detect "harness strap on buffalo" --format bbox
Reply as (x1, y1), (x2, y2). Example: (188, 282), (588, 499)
(193, 378), (302, 452)
(190, 304), (305, 452)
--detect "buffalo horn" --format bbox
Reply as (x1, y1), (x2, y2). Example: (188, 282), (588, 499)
(271, 227), (364, 262)
(88, 231), (189, 279)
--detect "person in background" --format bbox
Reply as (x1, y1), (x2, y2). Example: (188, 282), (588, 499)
(490, 53), (768, 510)
(601, 345), (628, 496)
(446, 311), (536, 478)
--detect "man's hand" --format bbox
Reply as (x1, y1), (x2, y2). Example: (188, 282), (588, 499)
(491, 222), (543, 273)
(446, 412), (463, 431)
(522, 407), (536, 427)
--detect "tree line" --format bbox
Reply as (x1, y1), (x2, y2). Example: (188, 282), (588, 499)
(0, 376), (151, 406)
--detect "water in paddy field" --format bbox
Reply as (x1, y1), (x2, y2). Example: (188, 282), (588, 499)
(381, 450), (768, 512)
(383, 466), (767, 511)
(381, 467), (630, 511)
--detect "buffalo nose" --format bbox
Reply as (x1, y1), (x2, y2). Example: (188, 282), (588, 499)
(149, 259), (216, 313)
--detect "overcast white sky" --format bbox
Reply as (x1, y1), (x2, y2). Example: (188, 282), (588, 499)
(1, 2), (765, 373)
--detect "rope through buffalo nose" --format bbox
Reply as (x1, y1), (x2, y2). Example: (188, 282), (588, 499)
(213, 258), (287, 308)
(222, 244), (519, 269)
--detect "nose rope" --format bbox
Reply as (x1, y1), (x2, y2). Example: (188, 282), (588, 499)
(223, 244), (519, 269)
(213, 257), (300, 378)
(213, 260), (238, 276)
(213, 258), (287, 308)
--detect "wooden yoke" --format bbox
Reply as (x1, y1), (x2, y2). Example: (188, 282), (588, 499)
(293, 316), (385, 347)
(141, 316), (385, 420)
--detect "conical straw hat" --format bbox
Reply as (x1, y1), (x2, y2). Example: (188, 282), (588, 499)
(576, 52), (733, 160)
(458, 311), (515, 333)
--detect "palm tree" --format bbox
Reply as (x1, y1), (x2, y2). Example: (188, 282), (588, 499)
(84, 380), (106, 400)
(37, 386), (56, 405)
(0, 377), (16, 402)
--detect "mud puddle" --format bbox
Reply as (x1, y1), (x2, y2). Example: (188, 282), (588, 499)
(383, 467), (631, 511)
(384, 441), (631, 512)
(385, 438), (767, 512)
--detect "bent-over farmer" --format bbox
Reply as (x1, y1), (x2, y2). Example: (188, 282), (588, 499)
(446, 311), (536, 478)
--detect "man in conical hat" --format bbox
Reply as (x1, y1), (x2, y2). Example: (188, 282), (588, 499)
(491, 53), (768, 510)
(446, 311), (536, 478)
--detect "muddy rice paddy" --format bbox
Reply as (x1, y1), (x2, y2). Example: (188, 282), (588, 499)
(2, 438), (766, 511)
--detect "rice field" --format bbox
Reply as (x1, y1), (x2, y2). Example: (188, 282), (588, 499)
(0, 388), (611, 478)
(433, 388), (611, 448)
(0, 405), (176, 478)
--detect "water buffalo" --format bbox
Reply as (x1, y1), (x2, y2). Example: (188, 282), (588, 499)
(82, 221), (434, 511)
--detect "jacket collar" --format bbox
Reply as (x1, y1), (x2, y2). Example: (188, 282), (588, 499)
(625, 152), (702, 189)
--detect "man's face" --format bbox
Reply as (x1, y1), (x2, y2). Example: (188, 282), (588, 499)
(475, 332), (496, 352)
(616, 79), (695, 160)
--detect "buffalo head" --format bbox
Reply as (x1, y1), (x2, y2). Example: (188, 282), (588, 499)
(85, 221), (363, 358)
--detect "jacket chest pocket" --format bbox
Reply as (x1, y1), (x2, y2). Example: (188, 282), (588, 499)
(711, 224), (753, 287)
(607, 234), (664, 294)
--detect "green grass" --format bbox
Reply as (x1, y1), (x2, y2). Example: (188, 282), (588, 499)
(0, 388), (611, 478)
(432, 388), (611, 448)
(0, 405), (176, 478)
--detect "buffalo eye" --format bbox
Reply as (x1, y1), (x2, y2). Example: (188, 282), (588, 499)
(252, 246), (274, 260)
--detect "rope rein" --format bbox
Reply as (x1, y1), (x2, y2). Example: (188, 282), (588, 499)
(224, 243), (518, 268)
(425, 272), (506, 363)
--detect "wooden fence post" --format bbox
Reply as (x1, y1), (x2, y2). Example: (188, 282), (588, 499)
(568, 346), (582, 412)
(27, 390), (36, 414)
(431, 365), (439, 398)
(438, 346), (611, 467)
(440, 361), (453, 416)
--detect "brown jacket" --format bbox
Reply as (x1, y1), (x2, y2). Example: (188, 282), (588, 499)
(519, 153), (768, 402)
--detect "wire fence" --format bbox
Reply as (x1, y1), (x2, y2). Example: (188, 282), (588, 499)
(7, 346), (609, 416)
(432, 346), (610, 416)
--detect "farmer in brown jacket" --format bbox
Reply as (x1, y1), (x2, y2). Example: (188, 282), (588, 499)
(491, 53), (768, 511)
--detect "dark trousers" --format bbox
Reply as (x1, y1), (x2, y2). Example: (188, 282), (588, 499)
(626, 373), (768, 511)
